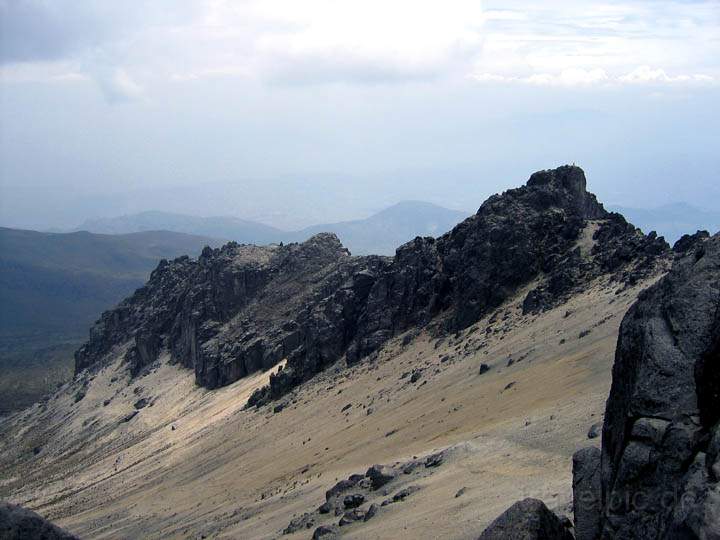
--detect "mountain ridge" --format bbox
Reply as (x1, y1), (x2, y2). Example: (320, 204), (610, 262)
(72, 166), (671, 406)
(73, 201), (468, 256)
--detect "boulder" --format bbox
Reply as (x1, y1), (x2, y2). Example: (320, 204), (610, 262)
(598, 232), (720, 538)
(587, 422), (602, 439)
(0, 502), (79, 540)
(342, 494), (365, 509)
(312, 524), (340, 539)
(325, 479), (357, 502)
(478, 498), (574, 539)
(365, 464), (397, 490)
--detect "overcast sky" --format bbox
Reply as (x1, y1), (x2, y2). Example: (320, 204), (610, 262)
(1, 0), (719, 230)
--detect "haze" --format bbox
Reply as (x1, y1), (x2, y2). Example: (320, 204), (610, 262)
(1, 0), (719, 231)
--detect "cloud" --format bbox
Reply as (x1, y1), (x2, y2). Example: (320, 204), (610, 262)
(0, 0), (485, 86)
(1, 0), (718, 95)
(0, 0), (106, 64)
(471, 66), (715, 87)
(93, 68), (144, 103)
(618, 65), (715, 84)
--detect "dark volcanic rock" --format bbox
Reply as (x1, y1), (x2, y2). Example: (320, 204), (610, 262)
(365, 464), (398, 490)
(0, 502), (79, 539)
(673, 230), (710, 255)
(587, 422), (602, 439)
(73, 166), (670, 405)
(580, 231), (720, 539)
(572, 447), (602, 540)
(364, 503), (378, 522)
(312, 524), (340, 539)
(282, 513), (314, 534)
(343, 494), (365, 509)
(478, 498), (574, 540)
(392, 485), (421, 502)
(325, 479), (357, 501)
(424, 452), (444, 468)
(133, 397), (149, 410)
(338, 508), (365, 526)
(119, 410), (138, 423)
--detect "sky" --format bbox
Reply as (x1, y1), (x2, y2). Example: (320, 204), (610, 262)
(1, 0), (719, 230)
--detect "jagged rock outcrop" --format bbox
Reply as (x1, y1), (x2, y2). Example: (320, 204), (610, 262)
(0, 502), (79, 540)
(477, 498), (574, 539)
(596, 231), (720, 539)
(484, 232), (719, 539)
(73, 166), (671, 404)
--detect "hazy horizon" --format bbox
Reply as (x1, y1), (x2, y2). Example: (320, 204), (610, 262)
(2, 1), (719, 230)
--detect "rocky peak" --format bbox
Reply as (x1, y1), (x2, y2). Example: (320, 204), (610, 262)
(74, 165), (672, 406)
(525, 165), (607, 220)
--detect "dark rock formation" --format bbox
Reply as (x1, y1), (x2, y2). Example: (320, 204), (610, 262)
(366, 464), (398, 490)
(596, 231), (720, 539)
(282, 513), (314, 534)
(312, 524), (339, 539)
(477, 498), (574, 539)
(343, 494), (365, 509)
(480, 235), (719, 540)
(0, 502), (79, 540)
(673, 230), (710, 255)
(572, 447), (602, 540)
(364, 503), (378, 522)
(73, 166), (670, 404)
(587, 422), (602, 439)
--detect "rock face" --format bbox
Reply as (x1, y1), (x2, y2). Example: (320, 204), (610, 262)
(73, 166), (670, 404)
(477, 498), (574, 540)
(572, 447), (602, 540)
(596, 232), (720, 539)
(0, 502), (79, 540)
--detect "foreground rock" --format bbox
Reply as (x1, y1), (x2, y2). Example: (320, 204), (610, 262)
(477, 498), (574, 539)
(73, 166), (670, 405)
(572, 447), (601, 540)
(0, 502), (79, 539)
(483, 232), (720, 539)
(597, 231), (720, 538)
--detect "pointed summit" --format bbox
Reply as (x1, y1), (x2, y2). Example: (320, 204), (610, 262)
(526, 165), (607, 219)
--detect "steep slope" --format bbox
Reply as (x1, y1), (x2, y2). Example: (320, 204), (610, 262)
(291, 201), (468, 255)
(0, 228), (224, 413)
(479, 232), (720, 539)
(0, 166), (676, 539)
(0, 265), (663, 539)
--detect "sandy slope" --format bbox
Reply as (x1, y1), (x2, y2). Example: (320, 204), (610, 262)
(0, 272), (660, 540)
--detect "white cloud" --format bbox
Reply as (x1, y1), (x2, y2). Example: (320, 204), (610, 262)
(618, 65), (715, 85)
(186, 0), (485, 84)
(471, 66), (715, 87)
(94, 68), (144, 103)
(1, 0), (718, 96)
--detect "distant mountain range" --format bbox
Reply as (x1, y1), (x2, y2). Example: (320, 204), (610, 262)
(77, 212), (283, 245)
(609, 203), (720, 243)
(0, 228), (223, 412)
(76, 201), (469, 256)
